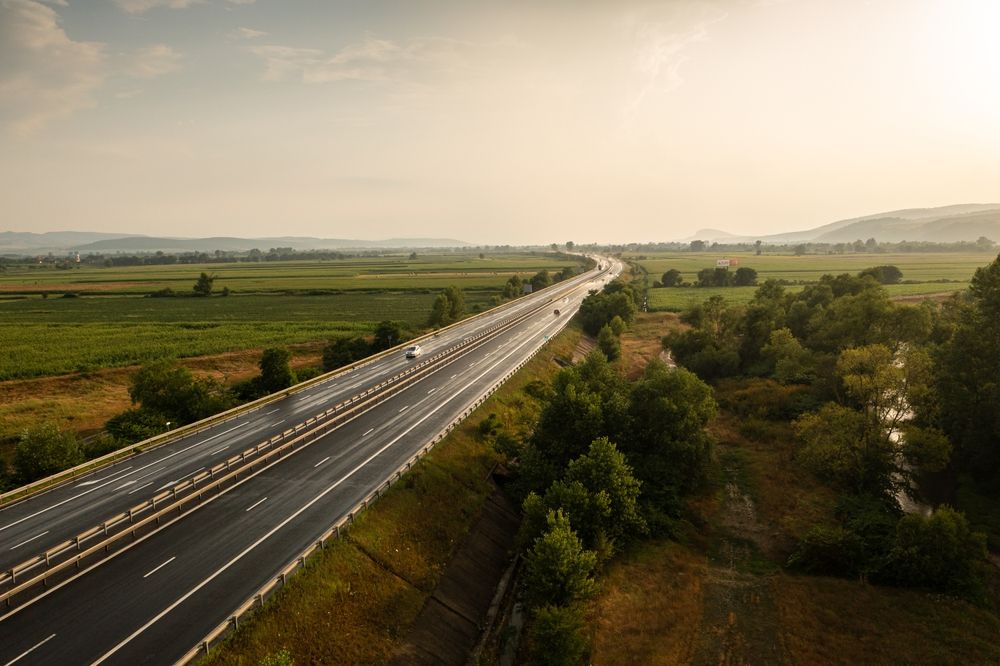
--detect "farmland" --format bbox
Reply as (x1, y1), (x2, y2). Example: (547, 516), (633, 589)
(0, 253), (579, 380)
(633, 251), (991, 311)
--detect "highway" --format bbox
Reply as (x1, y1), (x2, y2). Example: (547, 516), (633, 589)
(0, 258), (619, 665)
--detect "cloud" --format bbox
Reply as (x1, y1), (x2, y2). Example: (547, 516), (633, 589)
(235, 26), (267, 39)
(0, 0), (106, 136)
(126, 44), (183, 79)
(250, 34), (470, 84)
(113, 0), (201, 13)
(622, 3), (730, 118)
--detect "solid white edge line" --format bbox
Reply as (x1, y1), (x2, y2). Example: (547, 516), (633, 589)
(244, 497), (268, 512)
(362, 428), (374, 436)
(142, 556), (176, 579)
(3, 633), (56, 666)
(313, 457), (330, 468)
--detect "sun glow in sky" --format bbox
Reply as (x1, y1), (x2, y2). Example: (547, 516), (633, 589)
(0, 0), (997, 244)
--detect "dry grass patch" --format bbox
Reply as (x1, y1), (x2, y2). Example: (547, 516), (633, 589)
(0, 344), (324, 458)
(201, 539), (425, 665)
(618, 312), (681, 379)
(774, 574), (1000, 665)
(589, 541), (707, 665)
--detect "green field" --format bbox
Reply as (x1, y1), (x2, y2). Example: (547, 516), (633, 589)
(0, 254), (578, 380)
(0, 254), (576, 295)
(634, 251), (989, 284)
(635, 251), (991, 312)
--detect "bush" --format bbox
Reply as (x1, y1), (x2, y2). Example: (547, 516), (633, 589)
(105, 408), (169, 444)
(787, 524), (865, 576)
(82, 433), (128, 459)
(295, 366), (323, 382)
(880, 505), (987, 594)
(527, 605), (588, 666)
(13, 423), (85, 484)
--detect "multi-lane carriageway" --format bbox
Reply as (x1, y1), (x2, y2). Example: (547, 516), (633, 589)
(0, 258), (620, 665)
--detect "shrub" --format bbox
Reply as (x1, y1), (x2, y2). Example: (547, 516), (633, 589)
(13, 423), (85, 484)
(787, 524), (865, 576)
(527, 605), (588, 666)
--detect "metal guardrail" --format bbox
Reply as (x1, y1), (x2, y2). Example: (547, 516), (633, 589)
(0, 292), (568, 609)
(174, 320), (552, 665)
(0, 262), (608, 510)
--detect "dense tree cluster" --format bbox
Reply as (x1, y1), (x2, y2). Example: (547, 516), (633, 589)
(577, 279), (639, 336)
(663, 258), (1000, 596)
(483, 347), (716, 661)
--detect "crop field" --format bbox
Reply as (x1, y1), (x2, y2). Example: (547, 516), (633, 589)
(636, 251), (992, 311)
(0, 254), (576, 295)
(0, 254), (577, 380)
(633, 251), (990, 284)
(647, 281), (972, 312)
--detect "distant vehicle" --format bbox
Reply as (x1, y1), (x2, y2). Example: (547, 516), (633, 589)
(553, 309), (560, 316)
(405, 345), (422, 358)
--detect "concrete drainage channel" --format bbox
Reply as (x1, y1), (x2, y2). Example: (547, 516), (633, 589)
(174, 325), (551, 665)
(0, 296), (557, 613)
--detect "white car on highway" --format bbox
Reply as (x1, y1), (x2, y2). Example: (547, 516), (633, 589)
(405, 345), (422, 358)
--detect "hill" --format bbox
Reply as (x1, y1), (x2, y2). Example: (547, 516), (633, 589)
(0, 233), (470, 254)
(685, 204), (1000, 244)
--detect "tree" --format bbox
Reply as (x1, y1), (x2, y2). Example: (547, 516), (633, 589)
(859, 265), (903, 285)
(564, 437), (645, 544)
(13, 423), (84, 484)
(933, 253), (1000, 483)
(795, 345), (950, 501)
(755, 240), (762, 256)
(690, 240), (706, 252)
(733, 266), (758, 286)
(597, 324), (620, 360)
(408, 251), (418, 260)
(609, 315), (626, 336)
(372, 320), (409, 352)
(882, 506), (987, 594)
(259, 347), (296, 394)
(129, 360), (228, 424)
(428, 285), (465, 326)
(105, 408), (168, 444)
(661, 269), (682, 287)
(502, 274), (523, 298)
(521, 510), (597, 609)
(193, 272), (215, 297)
(761, 328), (814, 383)
(322, 337), (371, 371)
(565, 241), (575, 251)
(531, 269), (553, 292)
(624, 362), (717, 504)
(526, 605), (588, 666)
(794, 244), (807, 256)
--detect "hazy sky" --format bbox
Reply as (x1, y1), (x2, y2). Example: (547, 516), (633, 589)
(1, 0), (998, 244)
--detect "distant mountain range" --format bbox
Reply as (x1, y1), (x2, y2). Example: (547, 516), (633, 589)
(0, 232), (470, 254)
(686, 203), (1000, 244)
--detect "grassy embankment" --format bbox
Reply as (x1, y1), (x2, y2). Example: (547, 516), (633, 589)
(586, 312), (1000, 665)
(0, 253), (576, 461)
(633, 252), (990, 311)
(196, 321), (580, 664)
